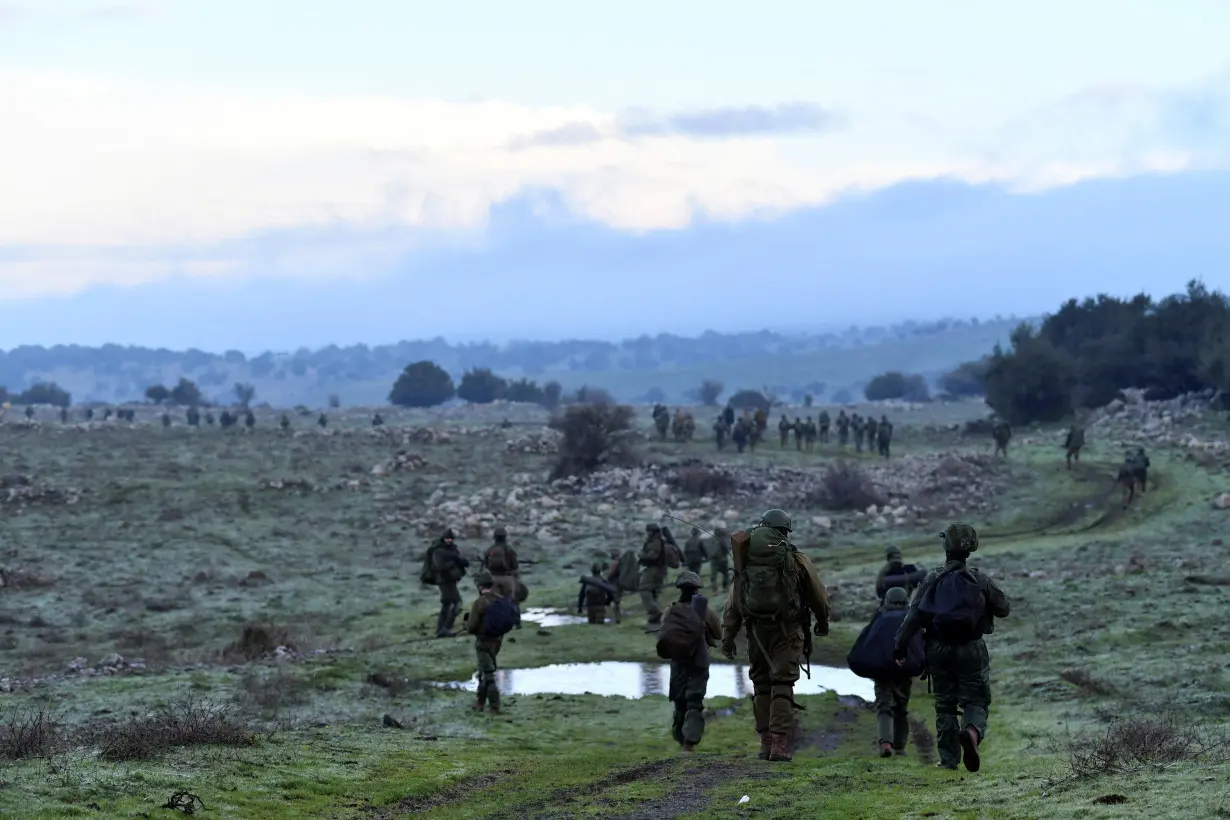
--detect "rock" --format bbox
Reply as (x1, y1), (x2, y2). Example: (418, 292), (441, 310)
(1214, 493), (1230, 510)
(811, 515), (833, 530)
(99, 653), (124, 669)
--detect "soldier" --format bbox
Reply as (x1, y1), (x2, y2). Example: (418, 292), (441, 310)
(578, 562), (616, 624)
(683, 527), (708, 574)
(878, 415), (893, 458)
(873, 587), (914, 757)
(732, 418), (750, 453)
(837, 410), (850, 446)
(753, 407), (767, 437)
(894, 523), (1010, 772)
(482, 526), (520, 600)
(606, 547), (638, 623)
(161, 412), (171, 428)
(639, 523), (669, 630)
(793, 416), (804, 450)
(373, 413), (385, 427)
(429, 529), (468, 638)
(187, 407), (201, 427)
(59, 407), (68, 423)
(714, 416), (728, 451)
(654, 405), (670, 441)
(1063, 425), (1085, 469)
(818, 409), (831, 444)
(992, 419), (1011, 458)
(708, 527), (731, 590)
(723, 404), (736, 428)
(318, 413), (328, 429)
(280, 413), (291, 430)
(658, 570), (722, 752)
(875, 545), (926, 602)
(245, 410), (256, 429)
(866, 416), (879, 450)
(803, 416), (817, 451)
(853, 414), (866, 453)
(721, 509), (831, 762)
(778, 414), (792, 448)
(204, 411), (215, 426)
(466, 570), (520, 713)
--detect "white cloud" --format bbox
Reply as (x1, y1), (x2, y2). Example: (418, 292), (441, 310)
(0, 69), (1227, 297)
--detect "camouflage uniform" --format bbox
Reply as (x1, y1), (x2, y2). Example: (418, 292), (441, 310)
(875, 545), (925, 601)
(483, 527), (519, 600)
(467, 571), (517, 712)
(668, 571), (723, 751)
(803, 417), (817, 451)
(866, 417), (879, 449)
(992, 421), (1011, 458)
(683, 528), (708, 574)
(778, 415), (791, 448)
(579, 562), (615, 624)
(708, 528), (731, 590)
(606, 548), (637, 623)
(837, 411), (849, 446)
(878, 416), (893, 458)
(874, 587), (913, 754)
(1064, 425), (1085, 469)
(639, 524), (668, 627)
(894, 523), (1010, 772)
(793, 417), (804, 450)
(431, 531), (467, 637)
(853, 414), (865, 452)
(818, 410), (830, 444)
(732, 419), (749, 453)
(722, 510), (831, 762)
(713, 418), (728, 451)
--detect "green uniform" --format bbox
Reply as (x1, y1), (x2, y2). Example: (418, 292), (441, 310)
(670, 597), (723, 747)
(431, 539), (467, 637)
(708, 530), (731, 590)
(873, 588), (912, 751)
(878, 418), (892, 458)
(639, 529), (668, 625)
(683, 531), (707, 574)
(466, 590), (508, 710)
(483, 535), (519, 600)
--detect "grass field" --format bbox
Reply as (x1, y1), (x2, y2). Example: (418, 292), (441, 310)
(1, 399), (1228, 818)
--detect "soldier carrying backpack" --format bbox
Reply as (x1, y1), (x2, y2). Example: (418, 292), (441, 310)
(482, 526), (520, 600)
(606, 547), (639, 624)
(421, 529), (468, 638)
(847, 586), (924, 758)
(655, 570), (722, 753)
(893, 522), (1010, 773)
(638, 524), (670, 631)
(465, 571), (521, 714)
(720, 509), (831, 763)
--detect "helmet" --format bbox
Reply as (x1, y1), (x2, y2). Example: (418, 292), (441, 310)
(884, 587), (909, 605)
(493, 526), (507, 539)
(475, 571), (494, 587)
(443, 528), (455, 540)
(759, 509), (792, 532)
(884, 544), (902, 559)
(674, 570), (703, 589)
(591, 561), (604, 576)
(691, 527), (700, 536)
(940, 522), (979, 554)
(646, 523), (661, 532)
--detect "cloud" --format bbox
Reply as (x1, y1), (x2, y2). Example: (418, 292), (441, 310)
(0, 0), (160, 24)
(84, 2), (161, 19)
(2, 69), (1229, 300)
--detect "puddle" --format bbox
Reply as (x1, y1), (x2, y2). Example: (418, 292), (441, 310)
(518, 607), (591, 628)
(447, 661), (873, 702)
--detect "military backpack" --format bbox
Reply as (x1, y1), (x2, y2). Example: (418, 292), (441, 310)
(655, 596), (708, 662)
(482, 596), (521, 638)
(739, 526), (801, 624)
(485, 544), (515, 574)
(419, 545), (440, 586)
(846, 608), (924, 680)
(918, 569), (986, 644)
(616, 550), (640, 592)
(664, 542), (682, 569)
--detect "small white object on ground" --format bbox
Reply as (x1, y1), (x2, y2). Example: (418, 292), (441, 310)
(739, 795), (750, 804)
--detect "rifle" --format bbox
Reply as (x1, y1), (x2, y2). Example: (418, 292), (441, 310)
(801, 608), (813, 681)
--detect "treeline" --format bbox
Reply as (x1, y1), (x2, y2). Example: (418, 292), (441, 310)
(948, 280), (1229, 424)
(0, 382), (72, 407)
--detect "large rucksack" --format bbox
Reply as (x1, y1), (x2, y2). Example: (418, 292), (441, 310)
(482, 596), (521, 638)
(740, 527), (801, 623)
(846, 608), (925, 680)
(665, 542), (682, 569)
(486, 543), (514, 573)
(918, 569), (986, 644)
(419, 544), (440, 585)
(617, 550), (640, 592)
(656, 596), (708, 662)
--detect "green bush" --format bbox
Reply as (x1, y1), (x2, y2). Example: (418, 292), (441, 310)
(388, 361), (455, 408)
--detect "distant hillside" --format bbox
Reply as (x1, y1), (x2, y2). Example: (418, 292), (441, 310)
(0, 316), (1028, 407)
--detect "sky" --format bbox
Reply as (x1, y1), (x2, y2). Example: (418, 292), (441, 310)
(2, 0), (1230, 349)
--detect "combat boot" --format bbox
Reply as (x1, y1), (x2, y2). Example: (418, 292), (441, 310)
(757, 733), (771, 760)
(879, 741), (894, 758)
(681, 742), (696, 754)
(767, 733), (793, 762)
(959, 725), (981, 772)
(487, 705), (500, 714)
(471, 698), (484, 712)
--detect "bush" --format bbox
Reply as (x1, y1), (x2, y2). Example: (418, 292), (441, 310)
(640, 386), (668, 404)
(328, 393), (341, 408)
(940, 358), (988, 397)
(698, 379), (724, 406)
(144, 384), (171, 404)
(88, 698), (253, 762)
(549, 404), (638, 479)
(504, 378), (545, 405)
(1, 707), (63, 760)
(864, 371), (930, 402)
(728, 389), (769, 411)
(16, 381), (71, 407)
(226, 622), (295, 662)
(669, 466), (737, 497)
(543, 380), (563, 410)
(388, 360), (455, 407)
(565, 385), (615, 406)
(457, 367), (508, 404)
(807, 462), (885, 511)
(831, 388), (853, 404)
(1066, 713), (1228, 779)
(233, 382), (256, 407)
(169, 377), (202, 407)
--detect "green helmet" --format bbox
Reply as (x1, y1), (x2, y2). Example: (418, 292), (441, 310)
(646, 523), (661, 532)
(940, 522), (979, 554)
(475, 571), (494, 587)
(674, 570), (703, 589)
(885, 544), (902, 559)
(759, 509), (792, 532)
(884, 587), (909, 605)
(493, 526), (507, 539)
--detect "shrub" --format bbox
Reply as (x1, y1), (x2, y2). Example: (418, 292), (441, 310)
(388, 360), (455, 408)
(504, 378), (545, 405)
(328, 393), (341, 408)
(226, 623), (295, 662)
(549, 404), (638, 479)
(1066, 713), (1228, 779)
(233, 382), (256, 407)
(728, 389), (769, 411)
(697, 380), (724, 406)
(543, 380), (563, 410)
(16, 382), (71, 407)
(88, 698), (253, 762)
(169, 377), (203, 407)
(144, 384), (171, 404)
(831, 388), (853, 404)
(807, 462), (885, 511)
(566, 385), (615, 406)
(457, 367), (508, 404)
(864, 371), (930, 402)
(940, 359), (988, 397)
(640, 386), (668, 404)
(1, 707), (63, 760)
(669, 466), (737, 497)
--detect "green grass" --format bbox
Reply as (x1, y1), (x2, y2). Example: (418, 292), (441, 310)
(2, 401), (1229, 818)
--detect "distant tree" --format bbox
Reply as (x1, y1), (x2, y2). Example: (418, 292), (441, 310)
(864, 371), (931, 402)
(543, 380), (563, 410)
(17, 382), (71, 407)
(388, 360), (456, 408)
(728, 389), (769, 411)
(832, 388), (854, 404)
(457, 367), (508, 404)
(548, 403), (638, 480)
(144, 384), (171, 404)
(640, 386), (668, 404)
(940, 359), (989, 397)
(169, 377), (203, 407)
(233, 382), (256, 408)
(504, 378), (546, 405)
(803, 394), (814, 408)
(697, 379), (724, 406)
(567, 385), (615, 406)
(328, 393), (341, 408)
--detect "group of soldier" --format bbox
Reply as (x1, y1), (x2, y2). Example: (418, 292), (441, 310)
(702, 404), (895, 457)
(424, 509), (1011, 772)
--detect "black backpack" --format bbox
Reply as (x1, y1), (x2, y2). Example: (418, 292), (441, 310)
(656, 596), (708, 662)
(419, 545), (439, 586)
(482, 596), (521, 638)
(918, 569), (986, 644)
(846, 609), (924, 680)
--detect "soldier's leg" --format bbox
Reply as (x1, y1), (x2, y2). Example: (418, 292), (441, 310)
(681, 656), (710, 747)
(668, 663), (687, 745)
(893, 679), (912, 751)
(612, 592), (622, 624)
(747, 640), (773, 758)
(640, 586), (662, 625)
(874, 681), (894, 752)
(928, 647), (961, 769)
(766, 632), (803, 761)
(474, 645), (494, 710)
(956, 641), (992, 743)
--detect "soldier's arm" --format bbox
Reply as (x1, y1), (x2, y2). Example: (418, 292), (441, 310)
(576, 584), (586, 613)
(720, 580), (743, 645)
(893, 572), (935, 657)
(874, 565), (889, 600)
(508, 548), (519, 572)
(465, 598), (485, 636)
(982, 574), (1010, 618)
(795, 554), (830, 634)
(704, 609), (722, 647)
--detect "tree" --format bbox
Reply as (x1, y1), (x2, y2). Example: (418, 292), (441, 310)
(543, 380), (563, 410)
(728, 389), (769, 411)
(640, 386), (668, 404)
(864, 371), (931, 402)
(234, 382), (256, 408)
(698, 379), (724, 406)
(17, 382), (71, 407)
(549, 403), (638, 479)
(940, 359), (988, 397)
(169, 377), (203, 407)
(457, 368), (508, 404)
(567, 385), (615, 405)
(504, 378), (546, 405)
(145, 384), (171, 404)
(983, 331), (1077, 424)
(388, 360), (456, 408)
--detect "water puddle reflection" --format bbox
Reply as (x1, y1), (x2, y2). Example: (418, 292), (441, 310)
(447, 661), (873, 701)
(519, 608), (590, 628)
